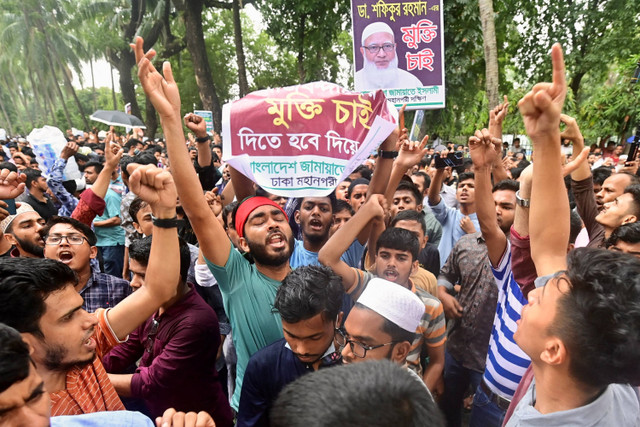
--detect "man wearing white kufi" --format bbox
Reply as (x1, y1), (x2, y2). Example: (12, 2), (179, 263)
(355, 21), (423, 91)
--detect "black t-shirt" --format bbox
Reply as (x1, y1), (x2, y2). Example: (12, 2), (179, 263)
(24, 193), (58, 221)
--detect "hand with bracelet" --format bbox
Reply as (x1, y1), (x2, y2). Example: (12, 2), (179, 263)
(184, 113), (209, 143)
(127, 164), (178, 223)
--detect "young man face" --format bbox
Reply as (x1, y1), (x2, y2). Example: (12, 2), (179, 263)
(390, 190), (420, 218)
(43, 223), (96, 273)
(335, 181), (350, 201)
(493, 189), (516, 233)
(295, 197), (333, 244)
(456, 179), (475, 205)
(128, 258), (147, 292)
(240, 205), (294, 267)
(348, 184), (369, 212)
(281, 312), (338, 367)
(596, 174), (633, 210)
(595, 193), (637, 230)
(0, 363), (50, 427)
(133, 204), (153, 237)
(393, 221), (427, 250)
(374, 247), (417, 287)
(31, 176), (48, 193)
(340, 306), (405, 364)
(410, 175), (428, 196)
(83, 166), (100, 185)
(5, 212), (46, 258)
(330, 209), (352, 237)
(26, 285), (98, 373)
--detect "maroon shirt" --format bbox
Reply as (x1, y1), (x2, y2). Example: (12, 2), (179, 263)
(103, 285), (232, 427)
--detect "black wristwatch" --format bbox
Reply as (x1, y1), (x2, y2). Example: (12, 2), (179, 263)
(195, 135), (211, 143)
(377, 149), (399, 159)
(151, 215), (181, 228)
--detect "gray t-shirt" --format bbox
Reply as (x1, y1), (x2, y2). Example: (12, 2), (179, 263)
(506, 380), (640, 426)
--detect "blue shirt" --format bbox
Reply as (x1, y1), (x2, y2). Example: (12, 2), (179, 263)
(430, 198), (479, 269)
(289, 238), (365, 269)
(94, 189), (125, 247)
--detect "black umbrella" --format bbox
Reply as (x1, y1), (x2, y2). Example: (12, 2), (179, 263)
(90, 110), (146, 129)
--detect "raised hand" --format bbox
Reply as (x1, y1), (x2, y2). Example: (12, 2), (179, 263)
(395, 134), (429, 170)
(105, 139), (124, 171)
(459, 216), (476, 234)
(60, 141), (79, 160)
(468, 128), (501, 170)
(130, 36), (181, 120)
(127, 164), (178, 218)
(363, 193), (388, 221)
(204, 188), (223, 217)
(184, 113), (208, 139)
(517, 44), (566, 142)
(0, 169), (26, 200)
(559, 114), (584, 146)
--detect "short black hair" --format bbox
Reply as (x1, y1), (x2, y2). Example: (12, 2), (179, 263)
(300, 192), (338, 213)
(274, 265), (344, 323)
(83, 161), (104, 174)
(376, 227), (419, 261)
(457, 171), (474, 186)
(569, 210), (582, 245)
(390, 210), (427, 236)
(0, 323), (31, 393)
(120, 152), (158, 179)
(23, 168), (42, 189)
(347, 178), (370, 199)
(271, 360), (445, 427)
(411, 171), (430, 190)
(42, 216), (97, 246)
(129, 197), (149, 225)
(394, 181), (423, 206)
(0, 258), (77, 337)
(333, 199), (354, 216)
(223, 201), (239, 230)
(592, 167), (612, 186)
(623, 184), (640, 218)
(353, 164), (372, 181)
(0, 162), (18, 172)
(552, 248), (640, 388)
(129, 235), (191, 284)
(492, 179), (519, 193)
(607, 222), (640, 247)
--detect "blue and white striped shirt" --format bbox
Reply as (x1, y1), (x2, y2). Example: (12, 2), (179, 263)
(483, 242), (531, 400)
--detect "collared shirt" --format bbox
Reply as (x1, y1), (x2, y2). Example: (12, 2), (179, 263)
(80, 269), (131, 313)
(24, 192), (58, 221)
(103, 285), (233, 427)
(51, 309), (125, 415)
(47, 158), (79, 217)
(430, 198), (480, 269)
(237, 338), (340, 427)
(438, 233), (498, 372)
(94, 189), (125, 247)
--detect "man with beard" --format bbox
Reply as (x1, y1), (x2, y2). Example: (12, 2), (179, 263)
(42, 216), (131, 314)
(0, 164), (182, 416)
(289, 195), (365, 269)
(1, 203), (46, 257)
(354, 22), (423, 91)
(237, 266), (344, 427)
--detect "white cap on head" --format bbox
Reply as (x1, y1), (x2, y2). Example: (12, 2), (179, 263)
(0, 203), (36, 233)
(357, 278), (424, 332)
(361, 22), (394, 46)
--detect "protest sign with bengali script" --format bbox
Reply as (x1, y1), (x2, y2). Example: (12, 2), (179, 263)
(221, 82), (397, 197)
(351, 0), (445, 110)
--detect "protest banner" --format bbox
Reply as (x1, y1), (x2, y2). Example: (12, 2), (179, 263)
(194, 110), (214, 134)
(222, 82), (397, 197)
(351, 0), (445, 110)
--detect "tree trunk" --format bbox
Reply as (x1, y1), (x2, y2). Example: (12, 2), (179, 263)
(232, 0), (250, 97)
(44, 51), (74, 130)
(24, 68), (45, 125)
(90, 57), (97, 112)
(296, 15), (307, 83)
(0, 93), (14, 136)
(145, 95), (158, 139)
(109, 60), (118, 110)
(478, 0), (500, 108)
(115, 52), (143, 120)
(183, 0), (223, 132)
(570, 71), (585, 102)
(56, 57), (91, 130)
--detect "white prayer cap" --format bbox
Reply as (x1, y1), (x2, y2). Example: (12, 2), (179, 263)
(0, 203), (36, 233)
(357, 278), (424, 332)
(361, 22), (395, 46)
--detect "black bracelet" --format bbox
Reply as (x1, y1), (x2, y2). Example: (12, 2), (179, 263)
(377, 149), (399, 159)
(195, 135), (211, 143)
(151, 214), (181, 229)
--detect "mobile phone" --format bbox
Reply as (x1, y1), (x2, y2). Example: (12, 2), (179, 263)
(1, 199), (17, 215)
(627, 140), (639, 165)
(434, 152), (464, 169)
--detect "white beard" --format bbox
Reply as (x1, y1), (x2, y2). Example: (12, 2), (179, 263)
(361, 55), (400, 89)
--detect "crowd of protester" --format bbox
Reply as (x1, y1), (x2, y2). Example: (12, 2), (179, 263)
(0, 39), (638, 427)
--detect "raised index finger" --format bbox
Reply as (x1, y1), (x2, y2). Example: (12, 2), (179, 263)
(550, 43), (566, 96)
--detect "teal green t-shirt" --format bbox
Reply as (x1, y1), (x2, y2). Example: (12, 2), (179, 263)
(205, 247), (283, 410)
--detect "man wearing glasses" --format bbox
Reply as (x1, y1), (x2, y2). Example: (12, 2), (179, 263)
(42, 216), (131, 313)
(354, 21), (423, 91)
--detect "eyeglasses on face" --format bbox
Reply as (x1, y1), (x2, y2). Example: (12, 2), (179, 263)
(363, 43), (395, 54)
(44, 234), (88, 245)
(335, 328), (397, 358)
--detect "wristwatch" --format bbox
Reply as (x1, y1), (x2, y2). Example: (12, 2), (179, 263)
(151, 214), (181, 228)
(515, 190), (530, 208)
(377, 149), (398, 159)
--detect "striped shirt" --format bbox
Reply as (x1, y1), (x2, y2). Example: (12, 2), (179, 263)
(50, 308), (125, 416)
(483, 242), (531, 400)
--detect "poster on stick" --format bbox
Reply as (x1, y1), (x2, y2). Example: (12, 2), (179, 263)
(222, 82), (397, 197)
(351, 0), (445, 110)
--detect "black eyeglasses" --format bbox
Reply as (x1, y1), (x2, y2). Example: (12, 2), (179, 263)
(45, 234), (88, 245)
(145, 318), (160, 353)
(335, 328), (397, 358)
(363, 43), (395, 54)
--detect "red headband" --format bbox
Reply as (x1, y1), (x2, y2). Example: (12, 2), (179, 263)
(235, 196), (288, 238)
